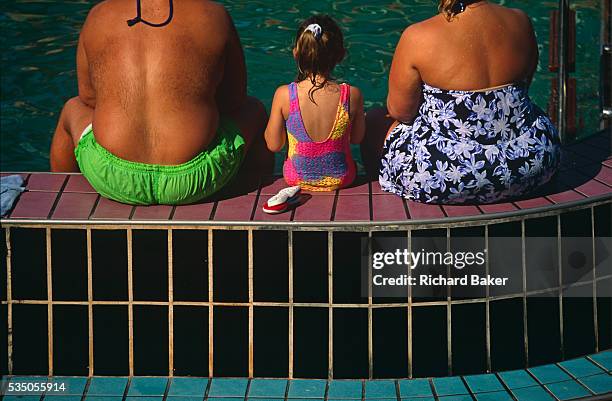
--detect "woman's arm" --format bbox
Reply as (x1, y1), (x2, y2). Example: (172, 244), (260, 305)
(387, 26), (423, 123)
(264, 86), (289, 152)
(350, 86), (365, 144)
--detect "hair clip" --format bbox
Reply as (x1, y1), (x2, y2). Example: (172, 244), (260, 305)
(305, 23), (323, 39)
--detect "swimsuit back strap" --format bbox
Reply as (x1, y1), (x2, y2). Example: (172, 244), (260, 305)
(340, 83), (350, 113)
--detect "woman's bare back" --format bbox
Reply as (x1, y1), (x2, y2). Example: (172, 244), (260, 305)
(411, 2), (538, 91)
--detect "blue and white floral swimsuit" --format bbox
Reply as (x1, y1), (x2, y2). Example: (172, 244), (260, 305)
(379, 83), (561, 204)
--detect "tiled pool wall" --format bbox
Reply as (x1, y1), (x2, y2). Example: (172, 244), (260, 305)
(1, 205), (611, 378)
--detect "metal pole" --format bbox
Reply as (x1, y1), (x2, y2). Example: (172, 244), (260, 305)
(558, 0), (569, 143)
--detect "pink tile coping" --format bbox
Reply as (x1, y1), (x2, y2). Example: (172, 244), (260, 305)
(9, 191), (58, 219)
(26, 173), (67, 192)
(259, 177), (289, 195)
(478, 202), (518, 214)
(442, 205), (481, 217)
(64, 175), (96, 193)
(514, 197), (554, 210)
(592, 166), (612, 186)
(172, 202), (214, 221)
(406, 201), (445, 219)
(338, 180), (370, 195)
(51, 193), (98, 220)
(293, 193), (334, 221)
(213, 195), (257, 221)
(91, 197), (133, 220)
(131, 205), (173, 220)
(546, 190), (586, 204)
(334, 193), (370, 221)
(372, 194), (408, 221)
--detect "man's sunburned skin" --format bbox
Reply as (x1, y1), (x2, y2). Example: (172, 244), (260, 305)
(74, 0), (247, 165)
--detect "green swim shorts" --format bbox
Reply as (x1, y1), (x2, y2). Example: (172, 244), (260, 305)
(74, 117), (245, 205)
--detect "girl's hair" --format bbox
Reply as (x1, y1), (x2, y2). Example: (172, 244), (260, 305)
(294, 15), (345, 102)
(439, 0), (479, 21)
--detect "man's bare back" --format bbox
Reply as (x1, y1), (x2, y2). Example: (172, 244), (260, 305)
(78, 0), (244, 164)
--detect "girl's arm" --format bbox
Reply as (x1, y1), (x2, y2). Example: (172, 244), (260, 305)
(264, 85), (289, 152)
(350, 86), (365, 144)
(387, 26), (423, 123)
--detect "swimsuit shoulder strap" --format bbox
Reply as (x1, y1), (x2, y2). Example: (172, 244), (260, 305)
(288, 82), (300, 114)
(340, 83), (350, 113)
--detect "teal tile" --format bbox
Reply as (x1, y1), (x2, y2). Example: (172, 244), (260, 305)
(398, 379), (432, 397)
(589, 351), (612, 371)
(327, 381), (363, 398)
(560, 358), (604, 378)
(528, 365), (571, 384)
(580, 373), (612, 395)
(365, 380), (396, 397)
(498, 370), (538, 389)
(42, 397), (83, 401)
(125, 397), (162, 401)
(464, 374), (504, 394)
(3, 397), (42, 401)
(438, 396), (473, 401)
(248, 379), (287, 397)
(401, 398), (435, 401)
(432, 377), (468, 396)
(47, 377), (88, 395)
(511, 386), (555, 401)
(127, 377), (168, 396)
(208, 378), (248, 397)
(84, 397), (124, 401)
(287, 379), (326, 398)
(167, 397), (205, 401)
(546, 380), (590, 400)
(168, 377), (208, 397)
(474, 391), (513, 401)
(87, 377), (128, 396)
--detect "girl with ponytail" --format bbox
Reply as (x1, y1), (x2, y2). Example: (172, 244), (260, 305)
(264, 15), (365, 191)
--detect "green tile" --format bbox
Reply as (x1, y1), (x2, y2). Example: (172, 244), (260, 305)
(474, 391), (513, 401)
(589, 351), (612, 371)
(47, 377), (88, 396)
(528, 365), (571, 385)
(364, 380), (396, 398)
(398, 379), (432, 397)
(287, 379), (326, 398)
(546, 380), (590, 400)
(432, 377), (468, 396)
(87, 377), (128, 396)
(464, 374), (504, 393)
(327, 381), (363, 398)
(208, 378), (248, 397)
(168, 377), (209, 397)
(248, 379), (287, 397)
(579, 373), (612, 395)
(559, 358), (604, 378)
(498, 370), (538, 389)
(511, 386), (555, 401)
(127, 377), (168, 396)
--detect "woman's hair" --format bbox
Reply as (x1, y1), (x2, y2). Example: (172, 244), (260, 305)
(294, 15), (345, 102)
(438, 0), (474, 21)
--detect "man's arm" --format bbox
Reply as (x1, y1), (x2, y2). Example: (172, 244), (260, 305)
(76, 12), (96, 108)
(216, 9), (247, 113)
(387, 26), (423, 123)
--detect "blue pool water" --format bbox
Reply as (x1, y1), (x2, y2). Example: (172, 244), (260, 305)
(0, 0), (604, 172)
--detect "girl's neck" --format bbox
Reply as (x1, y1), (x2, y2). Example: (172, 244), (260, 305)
(300, 74), (333, 86)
